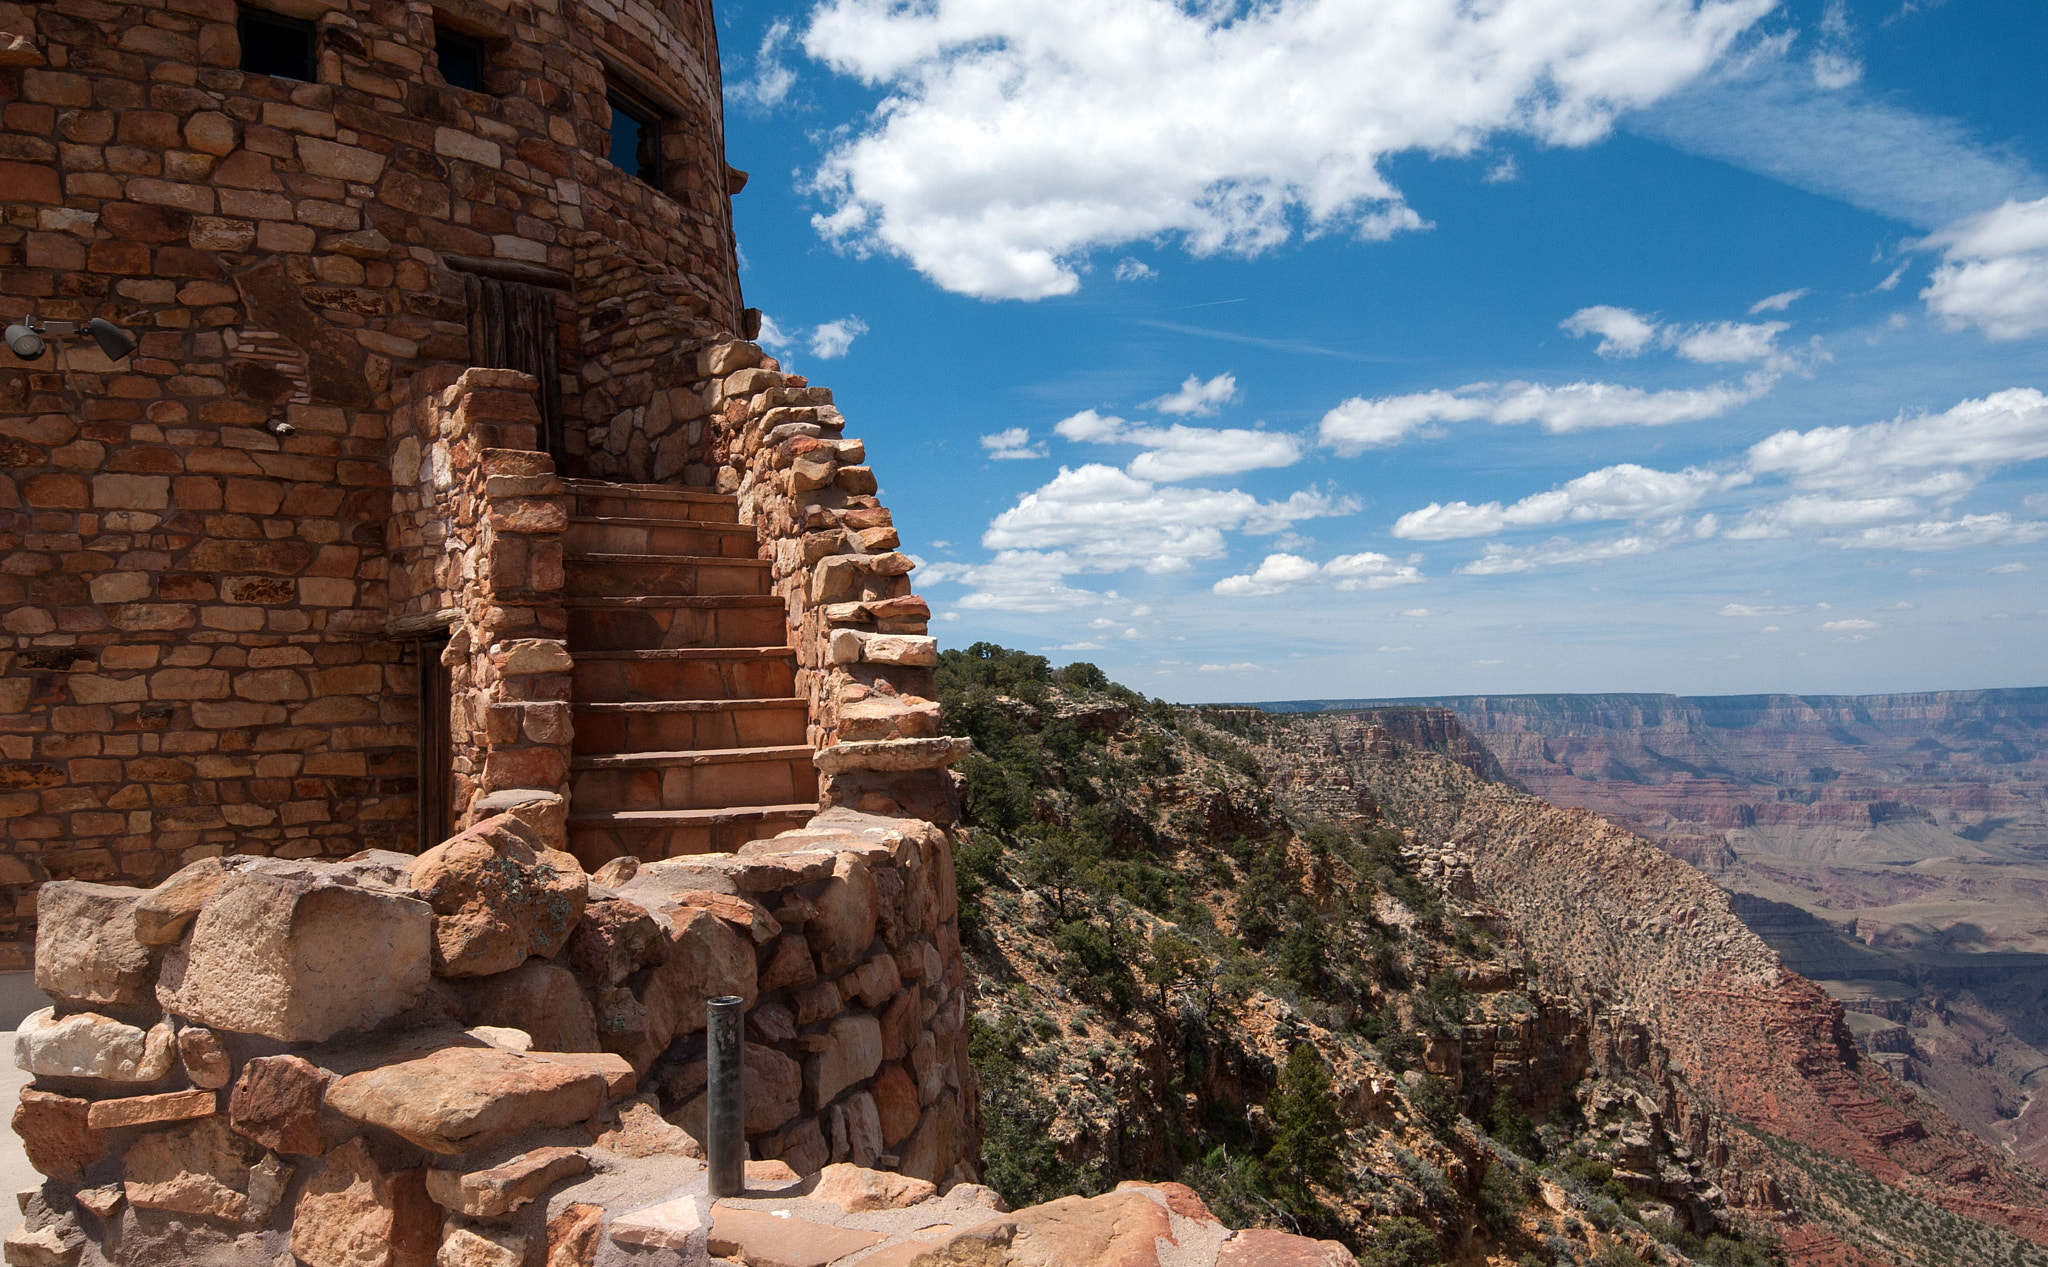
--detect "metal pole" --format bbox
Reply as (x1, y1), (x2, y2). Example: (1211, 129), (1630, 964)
(706, 994), (745, 1197)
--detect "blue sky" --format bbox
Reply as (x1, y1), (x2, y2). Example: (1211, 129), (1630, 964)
(713, 0), (2048, 701)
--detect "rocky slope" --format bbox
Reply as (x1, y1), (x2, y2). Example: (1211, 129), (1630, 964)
(1255, 691), (2048, 1171)
(944, 651), (2048, 1267)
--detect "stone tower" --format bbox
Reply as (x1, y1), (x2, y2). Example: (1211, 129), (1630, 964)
(0, 0), (962, 963)
(0, 0), (982, 1251)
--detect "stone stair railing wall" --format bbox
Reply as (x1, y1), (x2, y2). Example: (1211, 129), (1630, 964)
(387, 365), (574, 835)
(696, 340), (971, 826)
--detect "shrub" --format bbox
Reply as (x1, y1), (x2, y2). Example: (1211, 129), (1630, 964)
(1408, 1074), (1461, 1142)
(1485, 1089), (1544, 1160)
(1052, 919), (1136, 1013)
(1362, 1217), (1443, 1267)
(1480, 1158), (1534, 1238)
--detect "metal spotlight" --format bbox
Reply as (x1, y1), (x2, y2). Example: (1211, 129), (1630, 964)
(86, 318), (136, 362)
(4, 322), (45, 361)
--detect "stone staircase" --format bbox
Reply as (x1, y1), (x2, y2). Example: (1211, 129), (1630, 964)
(562, 479), (818, 863)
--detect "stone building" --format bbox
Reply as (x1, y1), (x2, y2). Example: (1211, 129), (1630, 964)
(0, 0), (983, 1257)
(0, 0), (960, 965)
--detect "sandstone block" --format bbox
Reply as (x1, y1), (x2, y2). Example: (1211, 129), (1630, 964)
(608, 1192), (710, 1252)
(792, 980), (840, 1027)
(121, 1114), (261, 1223)
(806, 854), (877, 976)
(14, 1010), (173, 1082)
(12, 1089), (107, 1181)
(545, 1204), (603, 1267)
(845, 1091), (882, 1166)
(437, 1226), (523, 1267)
(467, 962), (597, 1053)
(673, 891), (782, 944)
(805, 1015), (882, 1111)
(701, 341), (762, 377)
(706, 1206), (885, 1267)
(760, 935), (817, 991)
(870, 1063), (920, 1146)
(1005, 1189), (1172, 1267)
(1, 1225), (80, 1267)
(34, 881), (158, 1006)
(566, 898), (666, 987)
(424, 1146), (587, 1218)
(898, 1091), (964, 1185)
(325, 1046), (607, 1155)
(290, 1136), (438, 1267)
(1214, 1229), (1355, 1267)
(814, 738), (974, 777)
(406, 815), (585, 978)
(87, 1088), (215, 1129)
(809, 1162), (936, 1213)
(494, 640), (570, 675)
(228, 1054), (330, 1155)
(177, 1025), (232, 1089)
(134, 857), (227, 944)
(590, 1097), (697, 1159)
(846, 954), (901, 1009)
(156, 863), (432, 1043)
(524, 1051), (636, 1098)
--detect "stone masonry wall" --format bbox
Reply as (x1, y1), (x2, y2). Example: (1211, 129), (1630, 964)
(387, 365), (572, 827)
(10, 793), (979, 1266)
(0, 0), (745, 959)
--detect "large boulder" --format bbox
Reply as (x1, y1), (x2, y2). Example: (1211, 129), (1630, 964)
(289, 1137), (438, 1267)
(228, 1054), (331, 1155)
(1005, 1188), (1175, 1267)
(465, 962), (598, 1053)
(406, 814), (586, 978)
(324, 1046), (608, 1155)
(565, 898), (666, 987)
(13, 1009), (173, 1082)
(155, 862), (433, 1043)
(619, 906), (757, 1072)
(34, 881), (158, 1006)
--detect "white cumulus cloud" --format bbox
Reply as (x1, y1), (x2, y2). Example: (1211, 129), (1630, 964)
(980, 427), (1045, 460)
(1053, 409), (1303, 482)
(1113, 257), (1157, 282)
(808, 316), (869, 359)
(1560, 305), (1660, 357)
(1147, 372), (1239, 416)
(980, 464), (1355, 574)
(1320, 375), (1773, 453)
(1749, 288), (1809, 313)
(1214, 551), (1424, 596)
(1916, 197), (2048, 340)
(801, 0), (1771, 299)
(1394, 463), (1737, 539)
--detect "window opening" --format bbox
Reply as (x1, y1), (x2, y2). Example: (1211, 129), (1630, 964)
(607, 87), (664, 188)
(239, 7), (316, 82)
(435, 25), (485, 93)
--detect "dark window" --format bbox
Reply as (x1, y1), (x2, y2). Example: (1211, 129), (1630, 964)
(435, 25), (485, 93)
(607, 88), (664, 187)
(238, 7), (315, 82)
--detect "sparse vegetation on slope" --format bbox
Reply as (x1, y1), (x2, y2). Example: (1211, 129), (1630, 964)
(939, 644), (1779, 1265)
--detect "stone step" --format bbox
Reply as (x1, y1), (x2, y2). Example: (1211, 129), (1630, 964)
(566, 596), (786, 652)
(572, 698), (808, 755)
(569, 745), (818, 814)
(561, 554), (772, 599)
(565, 516), (758, 559)
(566, 479), (739, 524)
(571, 648), (797, 702)
(566, 804), (818, 867)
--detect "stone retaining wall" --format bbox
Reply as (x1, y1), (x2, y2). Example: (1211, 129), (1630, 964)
(10, 794), (979, 1265)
